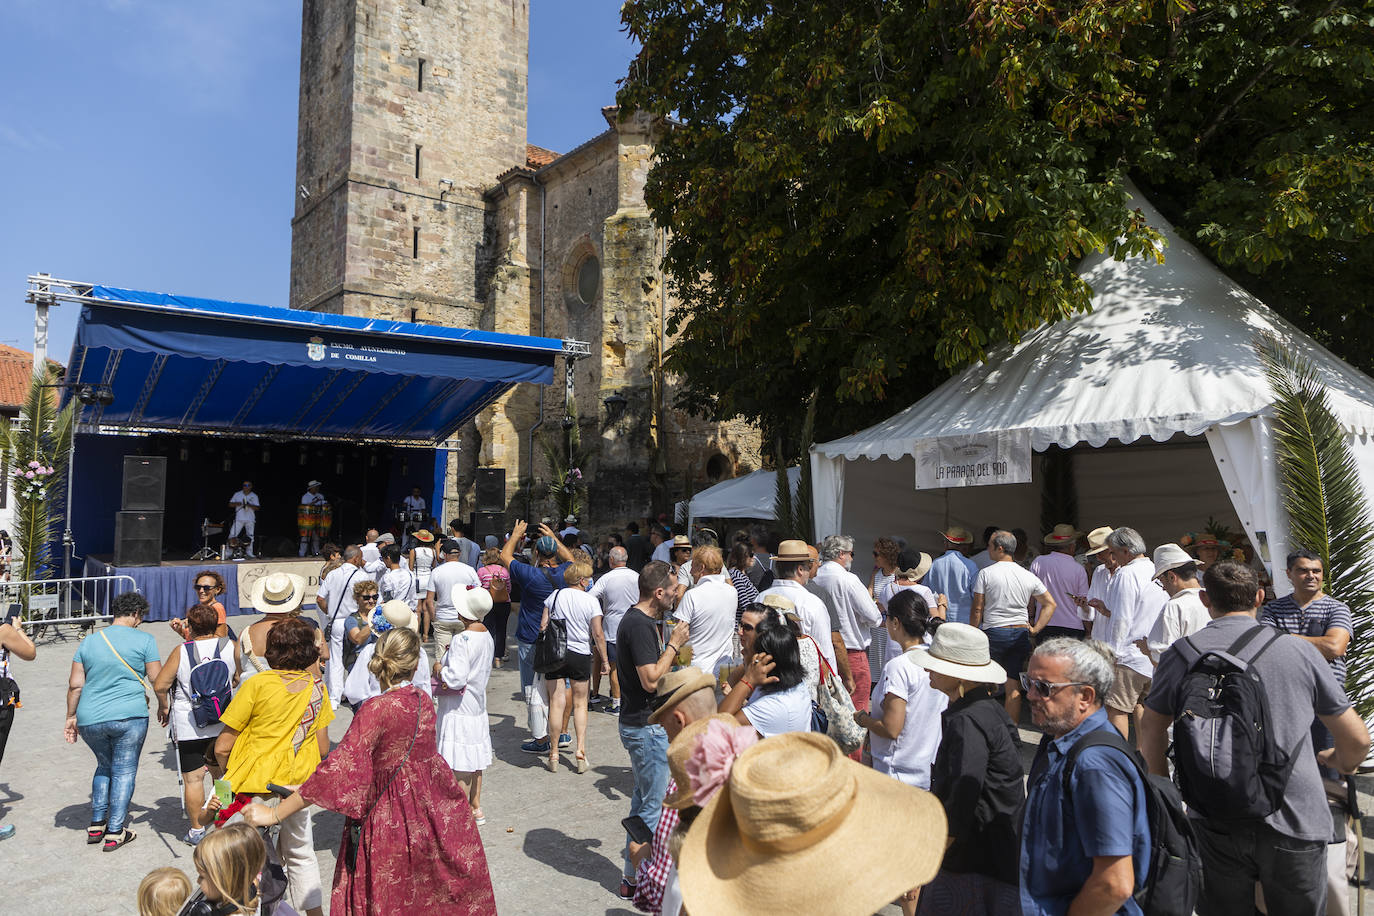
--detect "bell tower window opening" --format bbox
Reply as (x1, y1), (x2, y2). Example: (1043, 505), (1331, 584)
(418, 59), (426, 92)
(575, 255), (600, 306)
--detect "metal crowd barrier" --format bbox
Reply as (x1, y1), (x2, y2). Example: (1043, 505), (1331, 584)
(2, 575), (141, 635)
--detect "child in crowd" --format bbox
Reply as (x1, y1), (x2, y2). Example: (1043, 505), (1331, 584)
(137, 867), (192, 916)
(190, 823), (268, 915)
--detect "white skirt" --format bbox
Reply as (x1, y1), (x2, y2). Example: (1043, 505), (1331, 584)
(436, 698), (492, 772)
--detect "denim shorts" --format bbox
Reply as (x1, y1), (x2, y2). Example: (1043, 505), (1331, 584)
(984, 626), (1031, 681)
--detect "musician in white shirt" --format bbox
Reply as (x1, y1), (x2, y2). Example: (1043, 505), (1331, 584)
(298, 480), (327, 557)
(403, 486), (427, 514)
(227, 481), (260, 557)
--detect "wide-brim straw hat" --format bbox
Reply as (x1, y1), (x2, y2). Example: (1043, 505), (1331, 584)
(671, 534), (692, 549)
(1043, 523), (1083, 546)
(940, 526), (973, 545)
(453, 584), (493, 622)
(648, 668), (717, 726)
(896, 547), (932, 581)
(306, 479), (322, 488)
(380, 599), (419, 633)
(771, 539), (811, 562)
(907, 622), (1007, 685)
(679, 732), (946, 916)
(413, 529), (435, 543)
(664, 714), (742, 809)
(1152, 543), (1194, 579)
(1084, 525), (1114, 555)
(250, 572), (307, 615)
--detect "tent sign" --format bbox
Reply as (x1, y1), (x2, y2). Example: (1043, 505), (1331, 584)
(914, 429), (1032, 490)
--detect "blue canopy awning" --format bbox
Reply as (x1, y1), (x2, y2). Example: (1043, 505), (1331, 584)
(66, 285), (565, 443)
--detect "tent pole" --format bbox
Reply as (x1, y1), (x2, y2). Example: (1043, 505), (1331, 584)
(62, 429), (76, 589)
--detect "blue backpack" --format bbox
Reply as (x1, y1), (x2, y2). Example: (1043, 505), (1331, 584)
(185, 638), (233, 728)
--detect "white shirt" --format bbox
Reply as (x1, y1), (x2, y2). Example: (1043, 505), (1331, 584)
(428, 560), (481, 622)
(674, 573), (738, 675)
(743, 681), (812, 737)
(1099, 555), (1168, 677)
(868, 649), (948, 789)
(758, 579), (838, 673)
(651, 541), (673, 565)
(171, 636), (236, 741)
(877, 580), (937, 615)
(813, 560), (882, 650)
(299, 490), (326, 506)
(380, 567), (417, 611)
(316, 562), (366, 707)
(403, 494), (426, 511)
(1147, 586), (1209, 663)
(973, 561), (1048, 629)
(1085, 563), (1113, 622)
(545, 587), (604, 656)
(588, 566), (641, 643)
(360, 542), (384, 579)
(970, 549), (994, 571)
(229, 490), (259, 524)
(343, 642), (432, 705)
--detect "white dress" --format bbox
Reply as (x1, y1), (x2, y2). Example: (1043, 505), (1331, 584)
(436, 628), (494, 772)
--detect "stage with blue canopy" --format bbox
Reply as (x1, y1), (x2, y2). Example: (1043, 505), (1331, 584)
(65, 285), (565, 442)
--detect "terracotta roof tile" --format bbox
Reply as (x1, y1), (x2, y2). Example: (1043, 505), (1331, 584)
(0, 344), (61, 410)
(526, 144), (560, 169)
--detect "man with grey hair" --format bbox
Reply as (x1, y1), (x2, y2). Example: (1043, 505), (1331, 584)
(588, 545), (639, 714)
(813, 534), (882, 712)
(1087, 526), (1166, 740)
(1020, 637), (1149, 916)
(971, 530), (1055, 722)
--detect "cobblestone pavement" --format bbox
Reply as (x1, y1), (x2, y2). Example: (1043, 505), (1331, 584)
(4, 618), (1371, 914)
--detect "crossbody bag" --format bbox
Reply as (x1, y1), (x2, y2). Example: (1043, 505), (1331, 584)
(101, 629), (150, 708)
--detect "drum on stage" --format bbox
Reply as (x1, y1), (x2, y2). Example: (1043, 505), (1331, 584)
(297, 503), (321, 538)
(408, 510), (424, 523)
(319, 502), (333, 533)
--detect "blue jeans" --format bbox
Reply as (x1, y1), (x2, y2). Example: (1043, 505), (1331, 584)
(80, 716), (149, 833)
(619, 721), (669, 878)
(517, 639), (536, 691)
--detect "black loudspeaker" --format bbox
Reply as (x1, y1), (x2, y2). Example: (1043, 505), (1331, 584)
(473, 511), (504, 544)
(474, 467), (505, 513)
(121, 456), (167, 511)
(114, 511), (163, 567)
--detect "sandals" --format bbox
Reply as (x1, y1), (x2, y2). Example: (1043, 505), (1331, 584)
(575, 753), (589, 775)
(102, 829), (136, 852)
(86, 822), (107, 845)
(545, 755), (558, 773)
(472, 809), (486, 827)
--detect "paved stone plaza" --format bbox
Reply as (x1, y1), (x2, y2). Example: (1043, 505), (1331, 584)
(4, 618), (1372, 915)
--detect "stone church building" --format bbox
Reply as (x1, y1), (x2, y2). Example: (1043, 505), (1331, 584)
(287, 0), (759, 527)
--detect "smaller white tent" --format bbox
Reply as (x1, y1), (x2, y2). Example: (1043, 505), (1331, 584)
(811, 185), (1374, 596)
(681, 467), (800, 530)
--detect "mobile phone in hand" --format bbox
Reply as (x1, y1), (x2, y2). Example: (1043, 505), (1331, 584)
(266, 782), (294, 798)
(621, 815), (654, 846)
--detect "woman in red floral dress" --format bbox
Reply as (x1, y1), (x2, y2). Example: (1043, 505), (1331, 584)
(244, 628), (495, 914)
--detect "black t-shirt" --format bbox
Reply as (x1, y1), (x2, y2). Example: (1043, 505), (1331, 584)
(616, 606), (665, 727)
(625, 534), (651, 572)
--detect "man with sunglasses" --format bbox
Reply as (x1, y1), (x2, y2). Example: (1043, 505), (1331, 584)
(1020, 637), (1149, 916)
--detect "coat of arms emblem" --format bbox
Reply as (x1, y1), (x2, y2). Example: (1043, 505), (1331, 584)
(307, 336), (325, 361)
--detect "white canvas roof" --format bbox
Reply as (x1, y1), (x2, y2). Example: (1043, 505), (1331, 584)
(685, 467), (799, 523)
(815, 185), (1374, 461)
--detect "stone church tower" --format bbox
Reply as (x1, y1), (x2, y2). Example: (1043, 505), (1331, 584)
(289, 0), (759, 527)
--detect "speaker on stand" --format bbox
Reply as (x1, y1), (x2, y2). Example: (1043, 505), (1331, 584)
(116, 457), (166, 566)
(475, 467), (505, 513)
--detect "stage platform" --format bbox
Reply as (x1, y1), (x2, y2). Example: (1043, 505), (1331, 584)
(85, 555), (327, 622)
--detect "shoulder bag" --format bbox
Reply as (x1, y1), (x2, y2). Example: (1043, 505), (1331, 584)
(803, 635), (864, 754)
(344, 697), (421, 871)
(101, 629), (151, 708)
(532, 588), (569, 675)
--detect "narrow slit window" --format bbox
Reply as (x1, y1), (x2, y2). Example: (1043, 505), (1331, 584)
(415, 145), (422, 179)
(418, 59), (426, 91)
(412, 228), (420, 259)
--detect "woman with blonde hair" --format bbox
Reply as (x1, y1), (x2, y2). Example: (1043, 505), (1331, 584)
(244, 627), (495, 914)
(540, 560), (608, 774)
(190, 823), (267, 915)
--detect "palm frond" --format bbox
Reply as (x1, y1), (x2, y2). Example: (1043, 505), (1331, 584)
(772, 439), (795, 539)
(792, 392), (817, 543)
(0, 375), (73, 583)
(1257, 335), (1374, 714)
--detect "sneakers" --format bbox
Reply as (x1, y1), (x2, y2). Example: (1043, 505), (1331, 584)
(520, 737), (551, 754)
(0, 823), (14, 841)
(617, 877), (637, 900)
(558, 732), (572, 749)
(182, 827), (207, 847)
(601, 702), (621, 716)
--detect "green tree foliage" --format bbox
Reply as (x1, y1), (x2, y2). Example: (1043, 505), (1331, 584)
(0, 375), (74, 583)
(617, 0), (1373, 442)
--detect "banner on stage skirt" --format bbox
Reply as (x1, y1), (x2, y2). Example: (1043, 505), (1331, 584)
(236, 560), (324, 611)
(914, 428), (1032, 490)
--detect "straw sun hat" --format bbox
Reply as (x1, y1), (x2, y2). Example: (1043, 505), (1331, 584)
(1083, 525), (1114, 556)
(679, 731), (946, 916)
(770, 539), (811, 562)
(907, 622), (1007, 685)
(663, 713), (741, 808)
(250, 572), (307, 615)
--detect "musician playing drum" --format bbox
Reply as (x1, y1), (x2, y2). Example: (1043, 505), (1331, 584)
(297, 479), (328, 557)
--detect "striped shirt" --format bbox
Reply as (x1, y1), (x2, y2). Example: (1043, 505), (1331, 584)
(1259, 594), (1352, 684)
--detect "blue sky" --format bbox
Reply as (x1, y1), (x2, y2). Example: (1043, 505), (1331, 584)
(0, 0), (637, 361)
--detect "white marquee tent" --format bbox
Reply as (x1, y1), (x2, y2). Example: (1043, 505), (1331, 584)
(810, 186), (1374, 597)
(679, 467), (800, 531)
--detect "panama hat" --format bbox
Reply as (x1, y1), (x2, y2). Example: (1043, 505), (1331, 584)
(1083, 525), (1114, 556)
(679, 731), (946, 916)
(454, 584), (493, 622)
(770, 539), (811, 562)
(376, 532), (395, 545)
(1043, 523), (1083, 546)
(250, 572), (307, 615)
(757, 593), (798, 622)
(895, 547), (932, 581)
(671, 534), (692, 550)
(940, 526), (973, 545)
(413, 529), (435, 543)
(648, 667), (717, 726)
(907, 622), (1007, 685)
(1152, 543), (1195, 580)
(306, 479), (322, 488)
(380, 599), (419, 633)
(664, 714), (744, 809)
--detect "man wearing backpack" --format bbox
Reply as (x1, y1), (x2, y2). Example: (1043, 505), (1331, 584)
(1139, 561), (1370, 916)
(1020, 637), (1151, 916)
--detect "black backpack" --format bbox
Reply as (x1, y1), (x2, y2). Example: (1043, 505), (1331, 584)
(1064, 730), (1203, 916)
(1168, 625), (1302, 820)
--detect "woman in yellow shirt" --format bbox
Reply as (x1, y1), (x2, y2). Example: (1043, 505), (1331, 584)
(213, 617), (334, 916)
